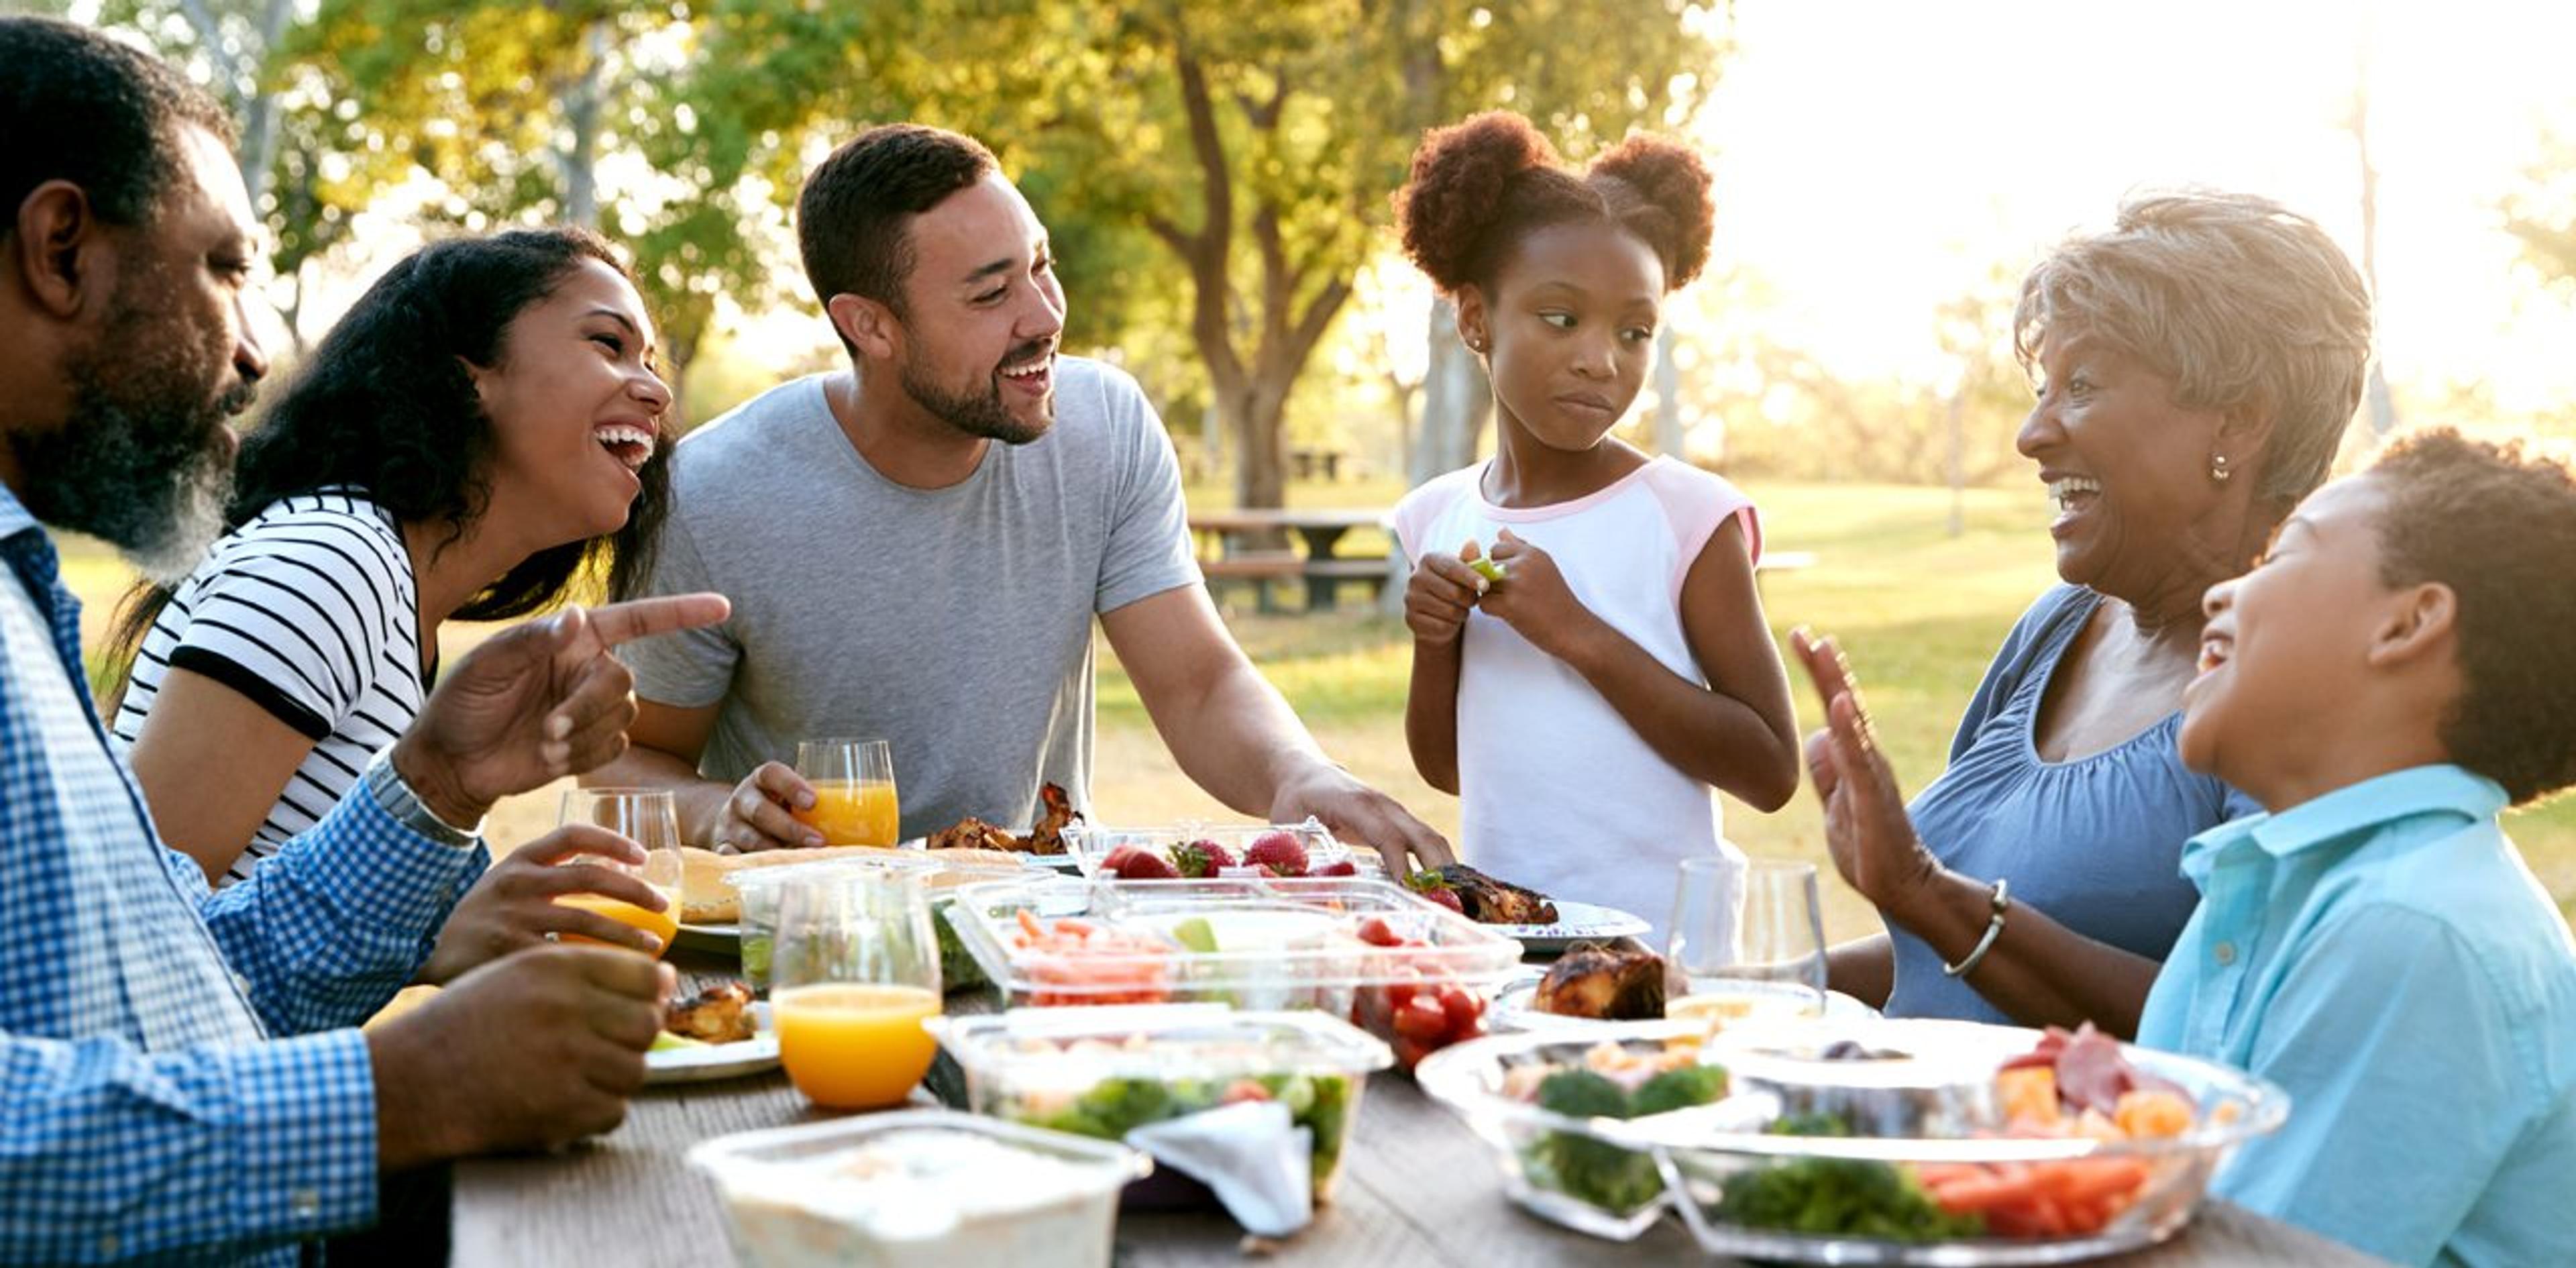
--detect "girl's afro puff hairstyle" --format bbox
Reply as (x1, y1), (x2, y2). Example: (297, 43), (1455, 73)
(1396, 110), (1713, 295)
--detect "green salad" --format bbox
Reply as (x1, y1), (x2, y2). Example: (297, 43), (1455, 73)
(1010, 1071), (1356, 1190)
(1525, 1063), (1729, 1214)
(1707, 1111), (1984, 1242)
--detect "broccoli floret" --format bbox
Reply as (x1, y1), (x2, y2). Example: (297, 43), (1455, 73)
(1536, 1068), (1631, 1119)
(1631, 1064), (1727, 1117)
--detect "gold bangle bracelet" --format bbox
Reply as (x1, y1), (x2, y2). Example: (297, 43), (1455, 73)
(1941, 877), (2011, 978)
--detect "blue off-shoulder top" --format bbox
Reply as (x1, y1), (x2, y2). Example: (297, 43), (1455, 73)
(1885, 584), (2262, 1023)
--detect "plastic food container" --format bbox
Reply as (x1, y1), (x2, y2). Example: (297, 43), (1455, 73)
(1419, 1018), (2290, 1264)
(926, 1004), (1393, 1202)
(1063, 817), (1370, 880)
(1414, 1021), (1763, 1240)
(948, 875), (1518, 1004)
(687, 1109), (1148, 1268)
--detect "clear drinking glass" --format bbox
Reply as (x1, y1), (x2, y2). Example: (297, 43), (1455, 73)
(769, 869), (942, 1110)
(1664, 855), (1829, 1028)
(792, 737), (901, 846)
(554, 787), (685, 957)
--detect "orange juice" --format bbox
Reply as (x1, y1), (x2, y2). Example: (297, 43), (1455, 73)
(554, 890), (678, 957)
(794, 780), (901, 846)
(774, 983), (942, 1108)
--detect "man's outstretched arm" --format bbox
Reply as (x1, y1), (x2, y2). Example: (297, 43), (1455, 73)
(1100, 584), (1454, 873)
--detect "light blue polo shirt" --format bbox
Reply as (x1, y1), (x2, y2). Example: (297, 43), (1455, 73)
(2137, 764), (2576, 1267)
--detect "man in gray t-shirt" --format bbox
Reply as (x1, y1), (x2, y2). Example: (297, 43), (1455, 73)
(598, 123), (1451, 870)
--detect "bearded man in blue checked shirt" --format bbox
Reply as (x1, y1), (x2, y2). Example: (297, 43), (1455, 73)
(0, 18), (730, 1263)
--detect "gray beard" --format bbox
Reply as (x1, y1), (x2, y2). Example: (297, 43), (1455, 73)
(11, 357), (241, 584)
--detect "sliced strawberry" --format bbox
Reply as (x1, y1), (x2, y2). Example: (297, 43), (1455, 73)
(1438, 984), (1484, 1036)
(1356, 916), (1404, 947)
(1102, 844), (1179, 880)
(1314, 858), (1359, 877)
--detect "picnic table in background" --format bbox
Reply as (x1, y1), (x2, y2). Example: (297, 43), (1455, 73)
(1189, 508), (1393, 614)
(451, 949), (2388, 1267)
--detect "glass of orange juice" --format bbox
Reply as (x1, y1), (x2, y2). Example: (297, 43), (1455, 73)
(793, 738), (901, 846)
(770, 869), (942, 1110)
(553, 788), (685, 957)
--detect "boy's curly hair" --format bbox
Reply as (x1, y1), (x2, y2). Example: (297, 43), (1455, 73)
(1395, 111), (1713, 295)
(2367, 427), (2576, 804)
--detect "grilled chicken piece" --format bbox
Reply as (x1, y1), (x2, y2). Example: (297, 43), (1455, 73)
(1022, 782), (1082, 856)
(1434, 863), (1560, 924)
(1534, 943), (1666, 1020)
(924, 783), (1084, 855)
(665, 980), (756, 1043)
(926, 816), (1022, 853)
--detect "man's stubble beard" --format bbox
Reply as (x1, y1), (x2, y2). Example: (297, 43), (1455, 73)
(897, 343), (1051, 447)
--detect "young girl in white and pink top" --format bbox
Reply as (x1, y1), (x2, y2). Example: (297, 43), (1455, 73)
(1391, 113), (1800, 938)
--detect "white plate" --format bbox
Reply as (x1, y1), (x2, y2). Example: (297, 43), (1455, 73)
(647, 1002), (777, 1084)
(1483, 899), (1651, 951)
(1491, 974), (1879, 1032)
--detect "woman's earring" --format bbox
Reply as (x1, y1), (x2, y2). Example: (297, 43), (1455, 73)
(1467, 333), (1487, 353)
(2210, 453), (2232, 483)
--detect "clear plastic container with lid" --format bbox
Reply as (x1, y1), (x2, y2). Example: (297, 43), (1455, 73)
(686, 1108), (1148, 1268)
(945, 874), (1522, 1012)
(926, 1004), (1393, 1200)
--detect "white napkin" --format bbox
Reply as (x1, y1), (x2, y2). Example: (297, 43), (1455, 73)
(1124, 1100), (1313, 1236)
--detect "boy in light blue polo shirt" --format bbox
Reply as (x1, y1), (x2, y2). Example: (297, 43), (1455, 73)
(2142, 428), (2576, 1267)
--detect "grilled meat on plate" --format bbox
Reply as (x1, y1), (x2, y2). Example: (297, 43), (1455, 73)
(1534, 943), (1666, 1020)
(1430, 863), (1559, 924)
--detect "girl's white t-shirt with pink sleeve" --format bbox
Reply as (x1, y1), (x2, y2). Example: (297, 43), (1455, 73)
(1393, 455), (1760, 941)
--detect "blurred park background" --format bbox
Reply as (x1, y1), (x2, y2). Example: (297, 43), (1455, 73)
(32, 0), (2576, 939)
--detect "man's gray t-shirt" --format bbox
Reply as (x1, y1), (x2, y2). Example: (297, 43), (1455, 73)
(619, 356), (1199, 837)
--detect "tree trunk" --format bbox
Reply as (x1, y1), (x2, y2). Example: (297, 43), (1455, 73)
(1409, 296), (1491, 485)
(1652, 325), (1684, 457)
(559, 23), (608, 229)
(1223, 374), (1291, 539)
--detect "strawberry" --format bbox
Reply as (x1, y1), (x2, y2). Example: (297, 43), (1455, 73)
(1355, 916), (1405, 948)
(1244, 830), (1308, 877)
(1416, 886), (1464, 916)
(1314, 859), (1359, 878)
(1169, 839), (1235, 878)
(1405, 869), (1466, 916)
(1102, 844), (1179, 880)
(1254, 863), (1282, 878)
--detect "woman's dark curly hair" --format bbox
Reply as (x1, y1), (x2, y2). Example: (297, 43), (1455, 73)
(104, 227), (669, 694)
(1396, 111), (1715, 296)
(2365, 427), (2576, 806)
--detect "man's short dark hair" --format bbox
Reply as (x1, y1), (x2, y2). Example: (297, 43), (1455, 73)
(2367, 427), (2576, 806)
(796, 123), (996, 321)
(0, 17), (236, 231)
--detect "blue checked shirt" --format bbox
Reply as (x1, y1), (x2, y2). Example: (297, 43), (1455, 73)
(2138, 765), (2576, 1267)
(0, 486), (486, 1264)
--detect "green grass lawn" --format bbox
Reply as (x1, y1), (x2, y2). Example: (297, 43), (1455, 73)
(58, 480), (2576, 943)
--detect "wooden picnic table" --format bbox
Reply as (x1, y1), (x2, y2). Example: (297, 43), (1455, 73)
(451, 950), (2385, 1267)
(1187, 508), (1391, 613)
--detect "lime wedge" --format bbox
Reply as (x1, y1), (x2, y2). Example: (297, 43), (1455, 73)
(1468, 556), (1507, 583)
(650, 1031), (709, 1053)
(1173, 916), (1220, 953)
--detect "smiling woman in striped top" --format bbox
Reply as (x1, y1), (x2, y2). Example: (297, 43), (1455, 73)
(105, 227), (674, 892)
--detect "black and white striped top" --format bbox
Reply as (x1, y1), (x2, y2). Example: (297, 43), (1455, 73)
(111, 488), (426, 885)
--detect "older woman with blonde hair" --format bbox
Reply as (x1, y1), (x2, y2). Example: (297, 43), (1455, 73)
(1791, 190), (2373, 1033)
